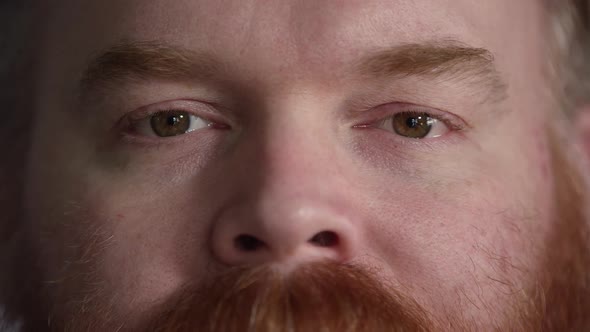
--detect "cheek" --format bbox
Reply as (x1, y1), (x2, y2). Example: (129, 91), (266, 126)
(24, 107), (228, 316)
(25, 157), (217, 316)
(82, 183), (219, 315)
(359, 161), (552, 318)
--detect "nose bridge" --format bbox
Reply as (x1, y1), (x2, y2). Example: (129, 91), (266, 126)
(264, 92), (336, 180)
(240, 91), (341, 194)
(209, 94), (361, 266)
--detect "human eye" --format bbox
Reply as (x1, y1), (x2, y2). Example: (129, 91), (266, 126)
(354, 104), (465, 140)
(378, 111), (450, 139)
(119, 100), (231, 140)
(136, 110), (211, 137)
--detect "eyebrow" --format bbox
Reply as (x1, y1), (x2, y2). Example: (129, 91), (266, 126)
(354, 41), (507, 103)
(80, 40), (507, 102)
(80, 40), (222, 92)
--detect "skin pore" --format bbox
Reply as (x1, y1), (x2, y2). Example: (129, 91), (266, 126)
(1, 0), (589, 331)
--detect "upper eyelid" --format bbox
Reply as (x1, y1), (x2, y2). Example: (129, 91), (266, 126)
(351, 103), (467, 131)
(390, 110), (460, 131)
(125, 99), (229, 124)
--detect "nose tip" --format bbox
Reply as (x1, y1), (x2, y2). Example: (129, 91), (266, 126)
(210, 208), (357, 266)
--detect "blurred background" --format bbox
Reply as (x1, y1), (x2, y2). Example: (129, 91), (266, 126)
(0, 0), (34, 125)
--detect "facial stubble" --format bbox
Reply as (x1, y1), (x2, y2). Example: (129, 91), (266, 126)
(9, 128), (590, 332)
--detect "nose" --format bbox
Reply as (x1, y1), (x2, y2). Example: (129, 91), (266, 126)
(208, 101), (361, 267)
(210, 196), (359, 266)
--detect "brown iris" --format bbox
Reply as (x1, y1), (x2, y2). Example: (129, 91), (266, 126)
(392, 112), (433, 139)
(150, 111), (191, 137)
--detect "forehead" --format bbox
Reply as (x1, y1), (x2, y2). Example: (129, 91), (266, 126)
(44, 0), (545, 87)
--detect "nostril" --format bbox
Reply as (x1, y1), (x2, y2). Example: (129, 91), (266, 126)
(234, 234), (267, 252)
(309, 231), (339, 247)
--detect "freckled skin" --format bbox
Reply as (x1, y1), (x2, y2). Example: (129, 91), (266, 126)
(1, 0), (589, 330)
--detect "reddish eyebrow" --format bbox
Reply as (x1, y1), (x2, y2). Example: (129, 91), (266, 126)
(80, 40), (222, 92)
(353, 41), (508, 103)
(79, 40), (507, 103)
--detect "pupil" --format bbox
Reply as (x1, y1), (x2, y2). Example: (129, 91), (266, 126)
(392, 112), (432, 139)
(406, 116), (420, 128)
(167, 115), (182, 126)
(150, 111), (191, 137)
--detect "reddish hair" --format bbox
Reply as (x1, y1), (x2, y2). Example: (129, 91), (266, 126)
(144, 262), (433, 332)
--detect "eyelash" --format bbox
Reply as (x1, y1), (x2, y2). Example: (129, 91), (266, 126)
(116, 99), (465, 150)
(115, 101), (230, 143)
(354, 107), (465, 132)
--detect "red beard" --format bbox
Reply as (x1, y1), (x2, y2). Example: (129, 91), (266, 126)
(143, 262), (433, 332)
(127, 132), (590, 332)
(7, 129), (590, 332)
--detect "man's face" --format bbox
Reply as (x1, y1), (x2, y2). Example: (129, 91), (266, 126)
(12, 0), (590, 330)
